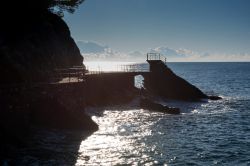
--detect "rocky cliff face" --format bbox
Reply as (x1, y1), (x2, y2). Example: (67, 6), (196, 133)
(144, 60), (208, 101)
(0, 11), (83, 83)
(0, 10), (97, 154)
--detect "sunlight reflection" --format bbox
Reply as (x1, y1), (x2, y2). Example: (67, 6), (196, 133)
(75, 97), (232, 165)
(75, 109), (158, 165)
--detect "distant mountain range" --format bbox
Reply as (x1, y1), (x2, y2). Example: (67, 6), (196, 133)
(77, 41), (250, 62)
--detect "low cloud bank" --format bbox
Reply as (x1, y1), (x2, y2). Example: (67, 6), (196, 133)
(77, 41), (145, 62)
(77, 41), (250, 62)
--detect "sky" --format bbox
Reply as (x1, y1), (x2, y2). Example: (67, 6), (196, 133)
(63, 0), (250, 62)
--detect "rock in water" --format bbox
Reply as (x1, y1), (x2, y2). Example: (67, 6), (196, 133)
(144, 60), (218, 101)
(208, 95), (222, 100)
(140, 98), (180, 114)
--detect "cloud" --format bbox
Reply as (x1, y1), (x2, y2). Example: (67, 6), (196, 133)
(150, 46), (250, 62)
(128, 51), (145, 61)
(150, 47), (187, 58)
(76, 41), (108, 54)
(77, 41), (145, 62)
(77, 41), (250, 62)
(194, 53), (250, 62)
(150, 46), (200, 61)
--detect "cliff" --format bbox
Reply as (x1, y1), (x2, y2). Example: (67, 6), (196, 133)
(0, 12), (83, 83)
(0, 9), (98, 156)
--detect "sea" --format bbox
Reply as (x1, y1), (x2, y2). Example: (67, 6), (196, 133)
(12, 62), (250, 166)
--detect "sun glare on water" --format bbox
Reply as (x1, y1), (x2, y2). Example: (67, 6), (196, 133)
(75, 109), (159, 166)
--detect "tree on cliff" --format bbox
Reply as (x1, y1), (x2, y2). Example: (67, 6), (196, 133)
(49, 0), (85, 16)
(2, 0), (85, 17)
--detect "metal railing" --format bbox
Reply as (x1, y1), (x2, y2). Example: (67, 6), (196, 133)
(85, 64), (149, 75)
(84, 53), (168, 75)
(52, 65), (86, 83)
(147, 53), (167, 63)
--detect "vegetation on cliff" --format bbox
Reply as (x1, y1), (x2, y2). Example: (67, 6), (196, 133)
(1, 0), (84, 16)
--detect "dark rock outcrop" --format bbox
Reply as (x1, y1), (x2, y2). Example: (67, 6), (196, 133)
(30, 83), (98, 130)
(0, 12), (83, 83)
(208, 95), (222, 100)
(140, 98), (180, 114)
(144, 60), (219, 101)
(0, 8), (97, 154)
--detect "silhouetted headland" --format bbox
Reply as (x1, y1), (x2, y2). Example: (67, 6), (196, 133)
(0, 0), (97, 163)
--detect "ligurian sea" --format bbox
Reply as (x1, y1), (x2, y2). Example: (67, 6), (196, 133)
(15, 62), (250, 166)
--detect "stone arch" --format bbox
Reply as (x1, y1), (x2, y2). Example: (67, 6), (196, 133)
(134, 74), (144, 89)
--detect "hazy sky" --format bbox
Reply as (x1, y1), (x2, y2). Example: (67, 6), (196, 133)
(64, 0), (250, 60)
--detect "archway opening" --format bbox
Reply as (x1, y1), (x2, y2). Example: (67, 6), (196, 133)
(134, 75), (144, 89)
